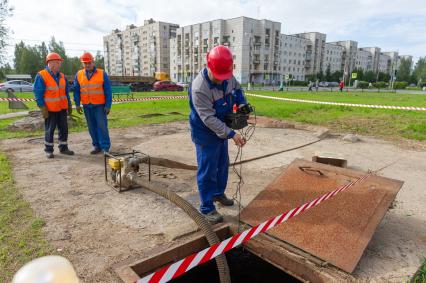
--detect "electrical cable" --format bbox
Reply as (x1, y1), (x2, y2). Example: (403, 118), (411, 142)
(231, 106), (256, 232)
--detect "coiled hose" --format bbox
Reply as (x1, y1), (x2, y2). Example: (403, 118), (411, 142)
(130, 175), (231, 283)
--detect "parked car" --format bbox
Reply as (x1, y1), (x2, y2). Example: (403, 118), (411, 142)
(129, 82), (153, 92)
(109, 81), (128, 86)
(176, 82), (189, 88)
(0, 80), (33, 92)
(153, 81), (184, 91)
(328, 82), (339, 87)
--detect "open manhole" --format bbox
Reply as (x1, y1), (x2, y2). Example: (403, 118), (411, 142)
(170, 247), (300, 283)
(114, 224), (300, 283)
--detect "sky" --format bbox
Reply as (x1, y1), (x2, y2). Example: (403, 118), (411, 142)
(4, 0), (426, 64)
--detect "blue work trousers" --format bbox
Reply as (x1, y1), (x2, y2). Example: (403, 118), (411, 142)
(83, 104), (110, 151)
(195, 140), (229, 214)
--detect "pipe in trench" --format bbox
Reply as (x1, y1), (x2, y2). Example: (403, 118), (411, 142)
(130, 175), (231, 283)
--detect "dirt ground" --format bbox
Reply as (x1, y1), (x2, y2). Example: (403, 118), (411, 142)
(1, 120), (425, 282)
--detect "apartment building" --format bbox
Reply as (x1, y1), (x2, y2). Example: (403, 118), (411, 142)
(355, 49), (372, 71)
(292, 32), (326, 76)
(105, 17), (412, 83)
(328, 40), (358, 79)
(170, 16), (281, 84)
(103, 19), (179, 76)
(280, 34), (310, 81)
(359, 47), (381, 73)
(322, 43), (344, 74)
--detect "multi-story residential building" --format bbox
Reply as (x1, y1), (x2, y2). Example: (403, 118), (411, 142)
(329, 40), (358, 79)
(280, 34), (309, 81)
(292, 32), (326, 76)
(359, 47), (381, 73)
(322, 43), (344, 74)
(378, 52), (392, 74)
(103, 19), (179, 76)
(170, 16), (281, 84)
(355, 49), (372, 71)
(105, 17), (412, 84)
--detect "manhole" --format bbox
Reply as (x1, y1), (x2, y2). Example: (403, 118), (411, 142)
(114, 224), (300, 282)
(170, 247), (300, 283)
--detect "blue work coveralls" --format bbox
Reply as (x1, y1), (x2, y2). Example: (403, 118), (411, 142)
(73, 67), (112, 152)
(189, 68), (247, 214)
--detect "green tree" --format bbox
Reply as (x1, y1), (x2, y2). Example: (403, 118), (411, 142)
(0, 0), (13, 65)
(397, 58), (412, 82)
(412, 57), (426, 86)
(378, 72), (390, 82)
(364, 70), (375, 82)
(94, 50), (104, 69)
(330, 70), (343, 82)
(13, 41), (43, 78)
(0, 62), (13, 80)
(325, 64), (331, 81)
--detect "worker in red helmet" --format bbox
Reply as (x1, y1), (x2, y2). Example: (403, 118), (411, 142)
(33, 52), (74, 158)
(73, 52), (112, 154)
(189, 45), (248, 223)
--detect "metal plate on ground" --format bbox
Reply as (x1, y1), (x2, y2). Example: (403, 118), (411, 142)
(240, 159), (403, 273)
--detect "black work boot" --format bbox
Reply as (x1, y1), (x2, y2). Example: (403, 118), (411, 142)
(60, 148), (75, 155)
(204, 210), (224, 224)
(213, 194), (234, 206)
(90, 148), (102, 155)
(46, 152), (54, 159)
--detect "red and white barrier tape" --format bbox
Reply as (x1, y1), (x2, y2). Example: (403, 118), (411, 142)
(246, 93), (426, 111)
(0, 96), (187, 103)
(137, 172), (372, 283)
(0, 97), (35, 102)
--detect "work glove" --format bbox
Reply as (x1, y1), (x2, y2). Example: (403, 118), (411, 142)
(104, 107), (111, 115)
(67, 105), (72, 116)
(76, 106), (83, 114)
(40, 106), (49, 119)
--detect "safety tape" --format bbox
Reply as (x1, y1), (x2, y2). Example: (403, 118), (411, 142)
(137, 172), (372, 283)
(0, 96), (187, 103)
(246, 93), (426, 111)
(3, 94), (424, 112)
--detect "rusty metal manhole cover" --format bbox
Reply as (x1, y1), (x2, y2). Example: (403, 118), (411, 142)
(240, 159), (403, 273)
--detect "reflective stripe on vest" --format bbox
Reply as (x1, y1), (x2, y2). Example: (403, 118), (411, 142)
(77, 69), (106, 105)
(38, 70), (68, 112)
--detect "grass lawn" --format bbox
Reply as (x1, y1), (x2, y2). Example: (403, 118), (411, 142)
(0, 152), (53, 282)
(1, 90), (426, 141)
(413, 258), (426, 283)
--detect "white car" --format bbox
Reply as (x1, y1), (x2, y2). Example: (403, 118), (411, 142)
(0, 80), (34, 92)
(176, 82), (189, 88)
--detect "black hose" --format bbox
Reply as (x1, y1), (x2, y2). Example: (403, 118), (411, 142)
(131, 176), (231, 283)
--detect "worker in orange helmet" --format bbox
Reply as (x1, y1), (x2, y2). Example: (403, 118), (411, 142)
(33, 52), (74, 158)
(73, 52), (112, 154)
(189, 45), (248, 224)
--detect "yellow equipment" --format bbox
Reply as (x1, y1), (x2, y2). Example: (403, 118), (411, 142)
(155, 72), (170, 81)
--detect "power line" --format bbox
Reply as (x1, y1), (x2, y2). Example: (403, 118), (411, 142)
(10, 37), (103, 47)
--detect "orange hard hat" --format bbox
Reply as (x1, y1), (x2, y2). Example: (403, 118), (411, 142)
(80, 52), (94, 63)
(45, 52), (63, 63)
(206, 45), (233, 81)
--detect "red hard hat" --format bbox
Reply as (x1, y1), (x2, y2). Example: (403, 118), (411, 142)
(45, 52), (63, 63)
(206, 45), (233, 81)
(80, 52), (94, 63)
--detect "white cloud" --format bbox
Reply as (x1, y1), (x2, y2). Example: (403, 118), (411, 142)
(3, 0), (426, 64)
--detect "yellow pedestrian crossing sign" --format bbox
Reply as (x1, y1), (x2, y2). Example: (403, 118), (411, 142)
(351, 72), (357, 79)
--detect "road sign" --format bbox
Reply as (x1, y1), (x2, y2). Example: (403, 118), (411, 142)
(352, 72), (357, 79)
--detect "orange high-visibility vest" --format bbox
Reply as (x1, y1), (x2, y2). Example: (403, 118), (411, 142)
(77, 69), (106, 105)
(38, 70), (68, 112)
